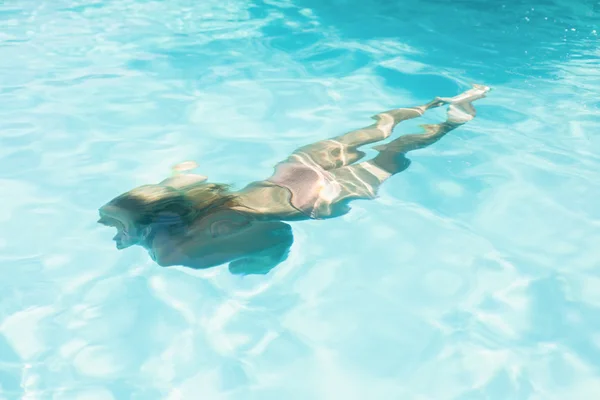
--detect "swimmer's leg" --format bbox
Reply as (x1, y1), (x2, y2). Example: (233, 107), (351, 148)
(316, 88), (490, 217)
(285, 84), (490, 170)
(284, 98), (447, 170)
(368, 89), (489, 175)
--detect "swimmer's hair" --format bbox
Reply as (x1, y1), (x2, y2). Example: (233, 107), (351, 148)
(105, 182), (237, 228)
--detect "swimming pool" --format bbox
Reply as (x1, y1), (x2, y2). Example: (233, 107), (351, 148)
(1, 0), (599, 398)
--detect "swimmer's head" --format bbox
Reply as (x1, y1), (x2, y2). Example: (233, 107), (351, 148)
(98, 183), (236, 249)
(97, 210), (143, 250)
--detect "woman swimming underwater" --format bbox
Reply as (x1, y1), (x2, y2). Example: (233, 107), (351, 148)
(98, 84), (490, 275)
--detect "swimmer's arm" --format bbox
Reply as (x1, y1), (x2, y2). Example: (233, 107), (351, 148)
(153, 219), (293, 271)
(228, 240), (292, 275)
(152, 244), (231, 269)
(148, 226), (236, 269)
(152, 232), (245, 269)
(150, 240), (191, 268)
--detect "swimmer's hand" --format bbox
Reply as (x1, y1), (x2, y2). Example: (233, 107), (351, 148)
(171, 161), (200, 175)
(159, 160), (208, 189)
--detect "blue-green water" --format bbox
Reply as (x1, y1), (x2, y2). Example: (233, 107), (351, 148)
(1, 0), (599, 398)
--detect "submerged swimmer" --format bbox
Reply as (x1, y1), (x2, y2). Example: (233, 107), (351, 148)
(98, 84), (490, 275)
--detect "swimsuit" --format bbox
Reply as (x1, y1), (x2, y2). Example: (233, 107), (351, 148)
(267, 155), (342, 220)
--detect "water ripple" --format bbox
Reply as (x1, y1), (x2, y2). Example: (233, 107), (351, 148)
(1, 0), (599, 398)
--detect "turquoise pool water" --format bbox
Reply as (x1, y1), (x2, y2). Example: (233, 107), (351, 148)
(1, 0), (599, 398)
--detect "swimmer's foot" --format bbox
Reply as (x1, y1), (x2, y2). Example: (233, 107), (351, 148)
(440, 84), (491, 125)
(435, 84), (491, 106)
(414, 83), (491, 115)
(446, 102), (477, 124)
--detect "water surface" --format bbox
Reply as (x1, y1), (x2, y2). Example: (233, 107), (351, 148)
(1, 0), (599, 399)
